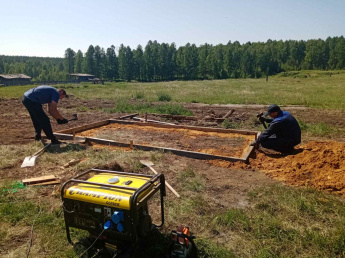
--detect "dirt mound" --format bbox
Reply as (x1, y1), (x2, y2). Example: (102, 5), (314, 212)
(208, 141), (345, 196)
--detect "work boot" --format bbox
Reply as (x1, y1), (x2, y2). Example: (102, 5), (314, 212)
(51, 138), (63, 145)
(35, 135), (42, 141)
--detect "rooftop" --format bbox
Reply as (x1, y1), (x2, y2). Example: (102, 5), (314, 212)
(0, 74), (31, 79)
(68, 73), (95, 77)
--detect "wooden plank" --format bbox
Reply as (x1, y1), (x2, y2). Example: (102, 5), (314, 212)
(22, 175), (56, 185)
(30, 180), (61, 186)
(242, 132), (261, 162)
(54, 133), (85, 141)
(151, 113), (198, 121)
(118, 113), (139, 120)
(56, 120), (110, 134)
(131, 117), (176, 125)
(223, 109), (235, 119)
(108, 119), (258, 135)
(242, 146), (254, 162)
(86, 136), (244, 162)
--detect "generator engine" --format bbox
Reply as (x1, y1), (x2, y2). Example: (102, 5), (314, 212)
(61, 168), (166, 256)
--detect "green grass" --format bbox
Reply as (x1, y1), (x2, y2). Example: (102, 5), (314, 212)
(299, 120), (342, 137)
(1, 143), (345, 256)
(103, 100), (193, 116)
(157, 92), (172, 102)
(1, 70), (345, 109)
(166, 182), (345, 257)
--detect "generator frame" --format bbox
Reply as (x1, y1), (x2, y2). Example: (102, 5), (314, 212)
(61, 168), (166, 246)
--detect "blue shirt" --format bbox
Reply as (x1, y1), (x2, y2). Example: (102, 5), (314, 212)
(24, 86), (60, 104)
(257, 111), (301, 146)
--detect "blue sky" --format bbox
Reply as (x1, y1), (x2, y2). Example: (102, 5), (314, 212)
(1, 0), (344, 57)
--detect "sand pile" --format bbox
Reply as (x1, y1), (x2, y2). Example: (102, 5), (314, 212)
(208, 141), (345, 196)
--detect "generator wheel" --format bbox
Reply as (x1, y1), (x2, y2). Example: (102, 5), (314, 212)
(73, 237), (94, 258)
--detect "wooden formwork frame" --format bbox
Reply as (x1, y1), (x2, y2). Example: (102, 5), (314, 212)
(55, 119), (260, 163)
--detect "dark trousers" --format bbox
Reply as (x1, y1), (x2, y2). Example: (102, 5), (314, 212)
(22, 96), (56, 140)
(260, 136), (296, 153)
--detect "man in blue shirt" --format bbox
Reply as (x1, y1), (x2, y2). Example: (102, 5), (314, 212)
(22, 86), (69, 144)
(251, 104), (301, 153)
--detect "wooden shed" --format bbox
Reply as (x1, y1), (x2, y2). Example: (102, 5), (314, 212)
(0, 74), (32, 86)
(68, 73), (95, 82)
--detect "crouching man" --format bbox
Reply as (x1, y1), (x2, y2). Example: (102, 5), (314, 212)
(251, 104), (301, 153)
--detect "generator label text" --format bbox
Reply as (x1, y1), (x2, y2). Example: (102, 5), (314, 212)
(68, 189), (123, 202)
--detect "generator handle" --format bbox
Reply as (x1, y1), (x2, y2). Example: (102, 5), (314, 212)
(91, 169), (153, 178)
(70, 179), (138, 190)
(157, 174), (165, 227)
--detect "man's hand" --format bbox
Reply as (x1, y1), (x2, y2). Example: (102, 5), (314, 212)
(259, 116), (266, 123)
(57, 118), (69, 124)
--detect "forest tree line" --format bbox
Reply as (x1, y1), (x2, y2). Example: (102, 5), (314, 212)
(1, 36), (345, 82)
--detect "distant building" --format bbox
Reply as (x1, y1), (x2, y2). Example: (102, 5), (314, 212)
(0, 74), (32, 86)
(68, 73), (95, 82)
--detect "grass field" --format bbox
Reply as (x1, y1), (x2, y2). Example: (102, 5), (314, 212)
(1, 70), (345, 257)
(1, 70), (345, 109)
(1, 144), (345, 257)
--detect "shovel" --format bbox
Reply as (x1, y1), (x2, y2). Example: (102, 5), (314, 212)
(21, 143), (51, 168)
(140, 160), (180, 198)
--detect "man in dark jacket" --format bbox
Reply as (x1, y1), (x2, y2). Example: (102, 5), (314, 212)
(251, 104), (301, 153)
(22, 85), (69, 144)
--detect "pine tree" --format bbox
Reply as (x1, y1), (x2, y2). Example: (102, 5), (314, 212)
(74, 50), (83, 73)
(64, 48), (76, 74)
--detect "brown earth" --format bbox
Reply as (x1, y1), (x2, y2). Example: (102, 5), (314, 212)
(1, 97), (345, 145)
(1, 97), (345, 197)
(77, 123), (255, 158)
(208, 141), (345, 196)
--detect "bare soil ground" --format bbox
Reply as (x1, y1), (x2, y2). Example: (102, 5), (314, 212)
(1, 97), (345, 145)
(1, 97), (345, 198)
(1, 97), (345, 256)
(77, 123), (255, 158)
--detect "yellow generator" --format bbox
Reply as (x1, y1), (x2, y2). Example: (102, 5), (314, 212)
(61, 168), (166, 257)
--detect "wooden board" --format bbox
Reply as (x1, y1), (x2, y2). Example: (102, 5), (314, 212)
(118, 113), (139, 120)
(55, 118), (260, 162)
(150, 113), (198, 121)
(30, 180), (61, 186)
(108, 119), (258, 135)
(22, 175), (57, 185)
(82, 136), (245, 163)
(57, 120), (110, 134)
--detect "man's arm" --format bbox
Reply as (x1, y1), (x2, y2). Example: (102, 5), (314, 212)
(257, 121), (281, 144)
(48, 101), (64, 120)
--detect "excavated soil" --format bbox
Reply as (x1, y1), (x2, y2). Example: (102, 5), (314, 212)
(77, 123), (255, 158)
(208, 141), (345, 196)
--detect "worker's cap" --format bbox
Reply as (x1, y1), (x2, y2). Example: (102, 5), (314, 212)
(264, 104), (281, 116)
(58, 89), (69, 98)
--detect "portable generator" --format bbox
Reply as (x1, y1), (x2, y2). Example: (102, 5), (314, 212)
(61, 168), (166, 257)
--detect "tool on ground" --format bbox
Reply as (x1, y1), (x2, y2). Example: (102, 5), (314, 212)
(21, 143), (51, 168)
(68, 113), (78, 121)
(22, 175), (60, 186)
(169, 225), (196, 258)
(256, 112), (267, 129)
(61, 168), (166, 257)
(140, 160), (181, 198)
